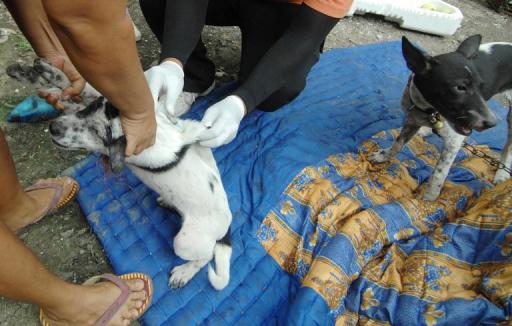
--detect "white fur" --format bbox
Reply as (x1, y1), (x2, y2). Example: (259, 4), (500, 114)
(480, 42), (512, 55)
(127, 117), (232, 290)
(98, 106), (233, 290)
(208, 244), (232, 290)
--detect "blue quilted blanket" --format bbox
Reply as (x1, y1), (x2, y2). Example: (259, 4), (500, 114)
(68, 41), (512, 325)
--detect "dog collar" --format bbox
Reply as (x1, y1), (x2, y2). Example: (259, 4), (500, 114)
(407, 75), (444, 130)
(130, 145), (190, 173)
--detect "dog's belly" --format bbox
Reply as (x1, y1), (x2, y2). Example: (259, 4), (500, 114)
(129, 146), (232, 240)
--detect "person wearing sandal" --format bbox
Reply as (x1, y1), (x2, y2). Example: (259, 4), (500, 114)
(0, 129), (153, 325)
(2, 0), (156, 325)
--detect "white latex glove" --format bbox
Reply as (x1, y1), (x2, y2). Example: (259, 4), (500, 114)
(144, 61), (184, 117)
(198, 95), (246, 148)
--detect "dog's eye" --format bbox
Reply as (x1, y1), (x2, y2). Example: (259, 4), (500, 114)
(454, 85), (468, 93)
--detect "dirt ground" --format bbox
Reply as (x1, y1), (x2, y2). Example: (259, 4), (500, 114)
(0, 0), (511, 324)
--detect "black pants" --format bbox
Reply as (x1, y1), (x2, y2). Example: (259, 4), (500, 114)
(139, 0), (321, 110)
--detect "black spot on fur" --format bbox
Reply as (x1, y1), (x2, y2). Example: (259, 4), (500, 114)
(209, 181), (215, 193)
(56, 74), (62, 82)
(77, 96), (105, 118)
(105, 102), (120, 120)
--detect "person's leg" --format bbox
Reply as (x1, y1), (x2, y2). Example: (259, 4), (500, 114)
(238, 0), (321, 111)
(0, 128), (57, 231)
(139, 0), (238, 93)
(0, 130), (147, 325)
(0, 220), (147, 325)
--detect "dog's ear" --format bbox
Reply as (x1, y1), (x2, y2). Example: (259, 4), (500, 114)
(401, 36), (436, 74)
(456, 34), (482, 59)
(108, 136), (126, 174)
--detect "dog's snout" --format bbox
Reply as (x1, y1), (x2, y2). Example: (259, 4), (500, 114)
(481, 118), (497, 129)
(480, 110), (497, 130)
(49, 121), (64, 137)
(468, 107), (498, 131)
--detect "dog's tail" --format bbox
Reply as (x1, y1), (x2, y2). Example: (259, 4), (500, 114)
(207, 229), (232, 290)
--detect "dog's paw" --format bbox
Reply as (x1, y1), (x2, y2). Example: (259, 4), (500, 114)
(493, 170), (510, 185)
(6, 59), (68, 94)
(422, 191), (439, 202)
(368, 148), (392, 164)
(6, 63), (49, 90)
(168, 262), (202, 289)
(33, 58), (71, 90)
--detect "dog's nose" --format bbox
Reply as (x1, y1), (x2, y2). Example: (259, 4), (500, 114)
(49, 121), (63, 136)
(480, 111), (497, 130)
(481, 119), (497, 129)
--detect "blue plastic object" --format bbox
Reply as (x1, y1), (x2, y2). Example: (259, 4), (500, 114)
(7, 95), (60, 122)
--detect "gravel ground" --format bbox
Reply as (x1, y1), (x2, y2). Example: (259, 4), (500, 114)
(0, 0), (511, 324)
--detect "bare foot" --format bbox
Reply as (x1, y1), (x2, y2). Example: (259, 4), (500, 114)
(43, 279), (147, 326)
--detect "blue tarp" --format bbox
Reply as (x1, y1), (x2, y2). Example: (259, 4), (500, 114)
(68, 41), (510, 325)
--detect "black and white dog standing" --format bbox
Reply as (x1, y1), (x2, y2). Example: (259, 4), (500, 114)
(7, 59), (232, 290)
(370, 35), (512, 201)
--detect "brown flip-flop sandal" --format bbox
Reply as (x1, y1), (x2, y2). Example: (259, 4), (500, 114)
(39, 273), (153, 326)
(24, 176), (79, 224)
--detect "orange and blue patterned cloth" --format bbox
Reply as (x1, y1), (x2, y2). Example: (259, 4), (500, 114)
(258, 130), (512, 325)
(69, 41), (512, 325)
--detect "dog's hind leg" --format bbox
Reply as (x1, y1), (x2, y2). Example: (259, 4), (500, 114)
(7, 60), (63, 94)
(169, 234), (232, 290)
(369, 117), (420, 163)
(423, 126), (465, 201)
(33, 59), (100, 106)
(169, 258), (210, 288)
(493, 102), (512, 184)
(7, 59), (99, 111)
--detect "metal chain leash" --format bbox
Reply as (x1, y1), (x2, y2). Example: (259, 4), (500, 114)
(462, 142), (512, 176)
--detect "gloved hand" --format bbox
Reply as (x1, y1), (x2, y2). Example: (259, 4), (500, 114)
(144, 60), (184, 117)
(198, 95), (246, 148)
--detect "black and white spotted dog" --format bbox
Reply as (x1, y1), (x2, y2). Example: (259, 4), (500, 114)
(7, 59), (232, 290)
(369, 35), (512, 201)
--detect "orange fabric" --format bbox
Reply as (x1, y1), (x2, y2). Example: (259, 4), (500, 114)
(280, 0), (353, 18)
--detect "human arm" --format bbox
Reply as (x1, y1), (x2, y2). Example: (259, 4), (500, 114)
(198, 4), (341, 148)
(143, 0), (209, 117)
(232, 4), (340, 112)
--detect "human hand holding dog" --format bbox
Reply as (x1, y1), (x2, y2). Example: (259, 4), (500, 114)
(198, 95), (246, 148)
(38, 53), (86, 110)
(121, 109), (157, 157)
(145, 59), (184, 117)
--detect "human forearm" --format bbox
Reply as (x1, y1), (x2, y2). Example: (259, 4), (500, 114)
(42, 0), (153, 118)
(3, 0), (66, 57)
